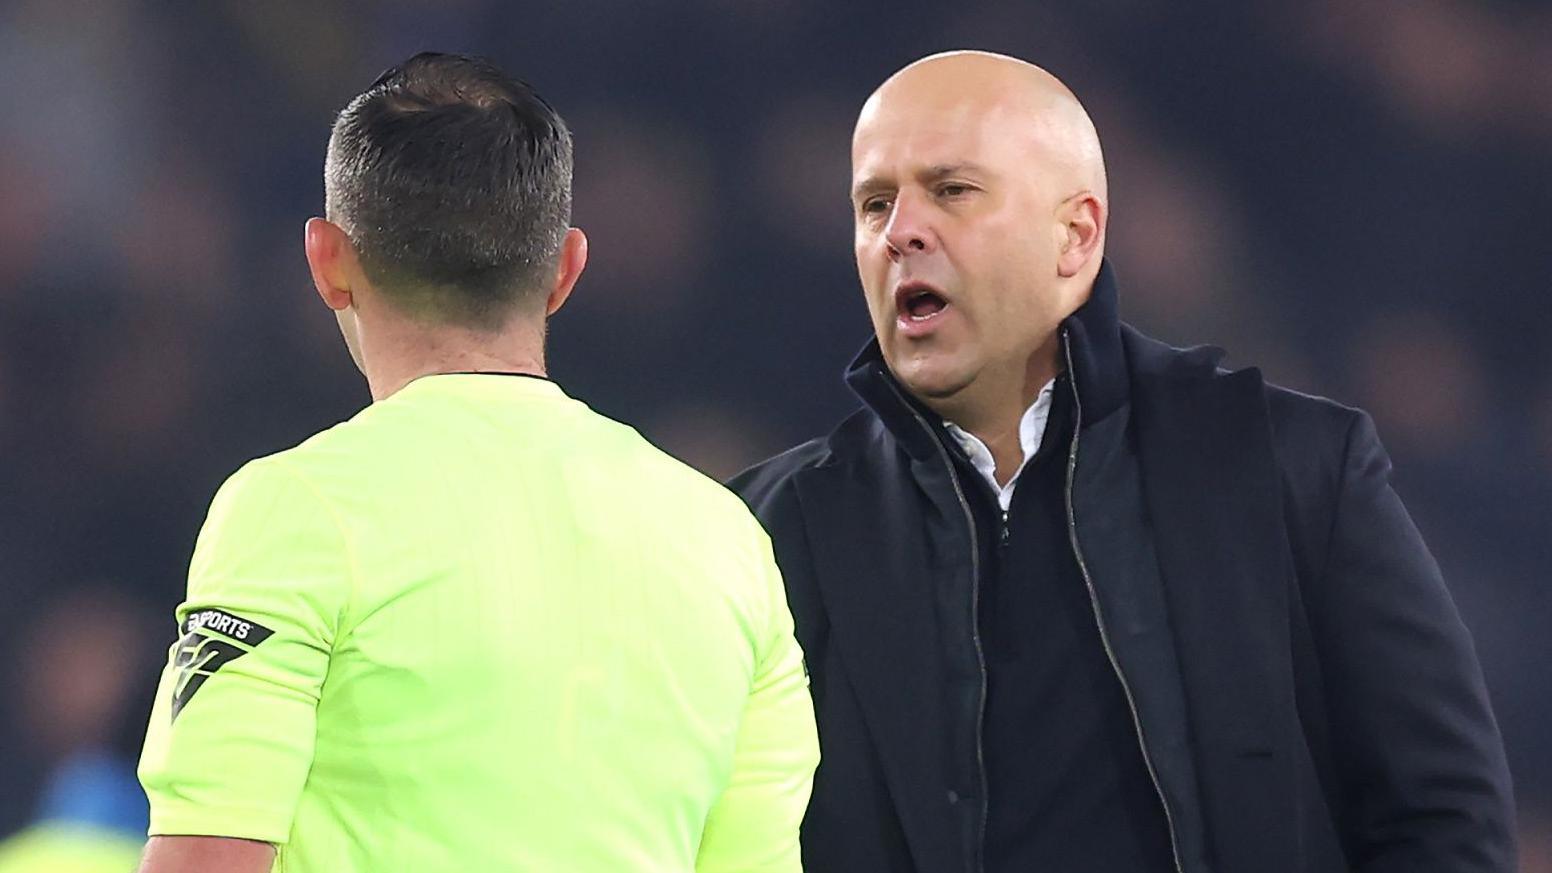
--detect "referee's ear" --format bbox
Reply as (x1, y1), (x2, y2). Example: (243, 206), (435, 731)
(543, 227), (588, 317)
(304, 217), (362, 313)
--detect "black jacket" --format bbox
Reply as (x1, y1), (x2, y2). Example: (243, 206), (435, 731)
(729, 265), (1515, 873)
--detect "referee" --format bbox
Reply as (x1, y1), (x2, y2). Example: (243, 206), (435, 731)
(135, 53), (818, 873)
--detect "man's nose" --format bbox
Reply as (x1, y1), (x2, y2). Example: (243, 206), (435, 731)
(883, 194), (935, 260)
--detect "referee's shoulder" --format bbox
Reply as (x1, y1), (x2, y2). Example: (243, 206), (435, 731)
(529, 407), (771, 541)
(211, 409), (388, 504)
(631, 426), (773, 533)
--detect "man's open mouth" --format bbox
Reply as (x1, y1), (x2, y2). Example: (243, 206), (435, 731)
(896, 284), (949, 321)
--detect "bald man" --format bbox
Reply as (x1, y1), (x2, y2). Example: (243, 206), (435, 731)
(732, 51), (1514, 873)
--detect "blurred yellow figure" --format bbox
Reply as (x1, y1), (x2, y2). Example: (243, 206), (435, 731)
(0, 824), (142, 873)
(0, 591), (152, 873)
(0, 749), (149, 873)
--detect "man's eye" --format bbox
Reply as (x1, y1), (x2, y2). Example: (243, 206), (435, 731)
(939, 184), (970, 197)
(861, 197), (891, 215)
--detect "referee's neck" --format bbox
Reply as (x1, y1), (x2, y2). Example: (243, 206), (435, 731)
(359, 314), (548, 402)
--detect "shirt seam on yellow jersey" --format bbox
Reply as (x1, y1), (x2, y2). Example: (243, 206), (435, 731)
(267, 456), (364, 649)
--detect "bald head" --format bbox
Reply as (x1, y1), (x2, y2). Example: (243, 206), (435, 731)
(856, 51), (1106, 203)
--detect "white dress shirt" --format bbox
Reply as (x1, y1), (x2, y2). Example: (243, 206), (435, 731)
(943, 379), (1057, 512)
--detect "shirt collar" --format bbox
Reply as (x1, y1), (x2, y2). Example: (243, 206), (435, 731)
(942, 379), (1057, 509)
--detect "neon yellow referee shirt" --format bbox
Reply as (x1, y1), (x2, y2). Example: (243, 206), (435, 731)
(138, 373), (818, 872)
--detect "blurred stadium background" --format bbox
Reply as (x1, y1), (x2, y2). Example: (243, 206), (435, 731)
(0, 0), (1549, 867)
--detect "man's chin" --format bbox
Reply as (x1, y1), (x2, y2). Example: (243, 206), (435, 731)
(889, 359), (973, 403)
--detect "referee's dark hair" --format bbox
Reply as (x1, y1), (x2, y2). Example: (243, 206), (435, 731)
(325, 52), (573, 328)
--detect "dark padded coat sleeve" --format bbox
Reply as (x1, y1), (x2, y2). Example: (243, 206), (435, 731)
(1307, 410), (1515, 872)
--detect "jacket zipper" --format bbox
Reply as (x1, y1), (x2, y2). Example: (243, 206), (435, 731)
(882, 376), (989, 873)
(1060, 329), (1186, 873)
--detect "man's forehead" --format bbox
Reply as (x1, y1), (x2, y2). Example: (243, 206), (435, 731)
(851, 101), (1018, 180)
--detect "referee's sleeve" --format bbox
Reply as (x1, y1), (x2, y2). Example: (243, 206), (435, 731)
(138, 458), (353, 845)
(696, 532), (819, 873)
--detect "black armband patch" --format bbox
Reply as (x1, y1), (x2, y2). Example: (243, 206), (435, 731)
(169, 609), (275, 721)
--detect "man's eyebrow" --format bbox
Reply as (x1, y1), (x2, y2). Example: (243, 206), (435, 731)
(920, 162), (989, 181)
(852, 163), (993, 200)
(851, 175), (892, 201)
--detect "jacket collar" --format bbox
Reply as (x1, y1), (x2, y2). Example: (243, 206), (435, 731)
(843, 258), (1130, 459)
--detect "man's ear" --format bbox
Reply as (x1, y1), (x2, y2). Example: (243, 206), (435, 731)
(1056, 192), (1105, 279)
(304, 218), (359, 312)
(544, 227), (589, 317)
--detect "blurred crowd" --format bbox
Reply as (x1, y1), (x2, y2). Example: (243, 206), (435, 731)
(1, 0), (1548, 867)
